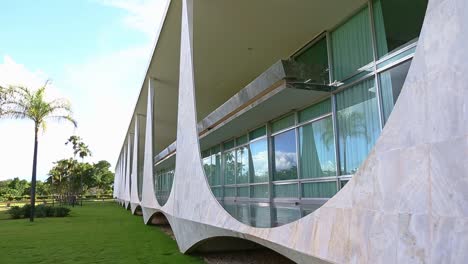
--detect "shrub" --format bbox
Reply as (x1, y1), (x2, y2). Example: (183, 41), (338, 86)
(35, 204), (54, 218)
(23, 204), (31, 218)
(6, 204), (70, 219)
(54, 207), (71, 217)
(7, 206), (23, 219)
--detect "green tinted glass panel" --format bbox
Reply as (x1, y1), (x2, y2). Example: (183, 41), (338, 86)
(379, 60), (411, 124)
(298, 99), (332, 123)
(336, 78), (380, 175)
(271, 114), (295, 133)
(236, 147), (249, 184)
(203, 156), (212, 184)
(224, 187), (236, 197)
(295, 37), (329, 84)
(340, 180), (349, 188)
(236, 135), (248, 146)
(249, 138), (269, 183)
(224, 150), (236, 184)
(251, 184), (269, 198)
(237, 186), (249, 197)
(274, 184), (298, 198)
(274, 208), (301, 227)
(154, 167), (174, 206)
(302, 182), (337, 198)
(213, 153), (222, 186)
(211, 186), (223, 198)
(249, 126), (266, 140)
(299, 116), (337, 178)
(373, 0), (427, 58)
(273, 130), (298, 181)
(201, 149), (211, 158)
(211, 145), (221, 154)
(223, 140), (235, 150)
(331, 7), (373, 81)
(250, 205), (271, 228)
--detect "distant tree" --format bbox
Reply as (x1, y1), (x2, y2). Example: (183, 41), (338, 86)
(65, 136), (92, 205)
(1, 81), (77, 221)
(91, 161), (114, 195)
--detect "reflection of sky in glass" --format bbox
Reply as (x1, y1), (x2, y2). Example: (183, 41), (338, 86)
(249, 138), (268, 183)
(273, 130), (297, 180)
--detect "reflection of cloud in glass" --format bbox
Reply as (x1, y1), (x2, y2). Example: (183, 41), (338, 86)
(275, 151), (297, 171)
(251, 150), (268, 175)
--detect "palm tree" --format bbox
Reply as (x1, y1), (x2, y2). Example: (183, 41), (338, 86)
(1, 81), (77, 221)
(66, 136), (92, 206)
(0, 86), (13, 116)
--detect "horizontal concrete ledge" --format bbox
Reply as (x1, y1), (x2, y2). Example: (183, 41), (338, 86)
(154, 59), (330, 162)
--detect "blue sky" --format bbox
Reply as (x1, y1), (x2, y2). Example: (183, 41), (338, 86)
(0, 0), (167, 181)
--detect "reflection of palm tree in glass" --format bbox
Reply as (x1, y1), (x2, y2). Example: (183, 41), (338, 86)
(224, 151), (236, 184)
(322, 110), (367, 174)
(236, 147), (249, 184)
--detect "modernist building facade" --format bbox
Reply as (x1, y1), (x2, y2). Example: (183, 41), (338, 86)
(114, 0), (468, 263)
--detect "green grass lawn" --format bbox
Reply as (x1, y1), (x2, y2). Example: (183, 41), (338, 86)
(0, 201), (204, 264)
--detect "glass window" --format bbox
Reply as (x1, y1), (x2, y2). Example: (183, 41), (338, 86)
(373, 0), (428, 57)
(154, 167), (174, 206)
(331, 7), (374, 81)
(249, 138), (269, 183)
(236, 135), (248, 146)
(272, 130), (298, 181)
(299, 116), (336, 178)
(213, 153), (222, 186)
(224, 150), (236, 185)
(271, 114), (295, 133)
(237, 186), (249, 197)
(336, 78), (380, 175)
(379, 60), (411, 124)
(295, 37), (329, 84)
(236, 147), (249, 184)
(274, 183), (298, 198)
(202, 155), (212, 185)
(250, 204), (271, 228)
(224, 186), (236, 197)
(211, 186), (223, 198)
(298, 99), (331, 123)
(223, 140), (235, 150)
(251, 184), (269, 198)
(249, 126), (266, 140)
(340, 180), (349, 188)
(273, 207), (301, 227)
(302, 182), (337, 198)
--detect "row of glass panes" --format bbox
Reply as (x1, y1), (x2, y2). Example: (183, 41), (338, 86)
(202, 58), (412, 201)
(202, 0), (427, 201)
(295, 0), (426, 83)
(153, 167), (174, 206)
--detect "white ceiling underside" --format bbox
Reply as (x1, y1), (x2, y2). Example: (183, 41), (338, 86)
(124, 0), (367, 155)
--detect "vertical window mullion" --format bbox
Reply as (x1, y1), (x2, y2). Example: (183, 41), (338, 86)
(326, 31), (334, 83)
(294, 112), (301, 200)
(368, 0), (385, 130)
(266, 123), (274, 204)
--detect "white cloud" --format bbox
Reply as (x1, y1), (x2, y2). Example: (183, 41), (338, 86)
(0, 56), (76, 182)
(274, 151), (297, 171)
(96, 0), (168, 39)
(0, 0), (168, 181)
(59, 44), (151, 172)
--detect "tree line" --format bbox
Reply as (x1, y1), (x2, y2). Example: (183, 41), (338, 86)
(0, 159), (114, 202)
